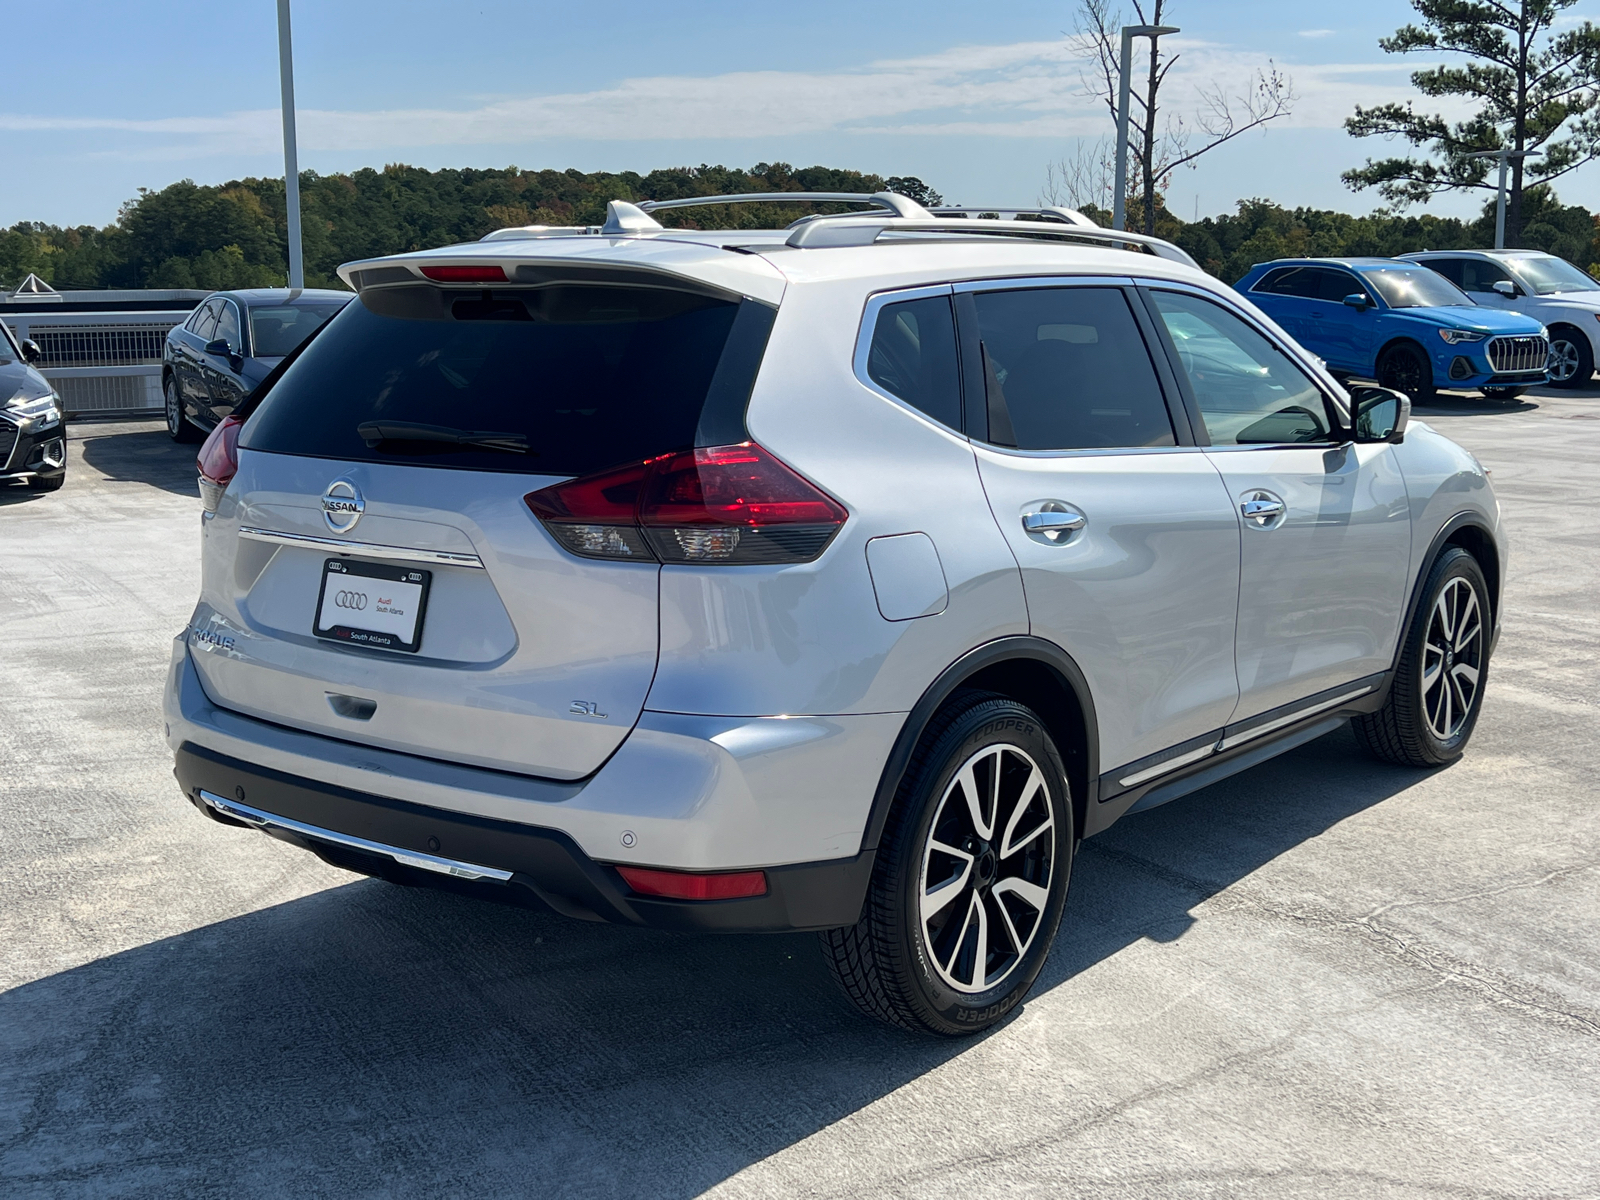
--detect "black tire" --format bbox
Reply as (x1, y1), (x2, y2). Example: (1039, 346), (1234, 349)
(1377, 342), (1437, 403)
(1546, 326), (1595, 390)
(1354, 547), (1490, 768)
(1479, 386), (1524, 400)
(27, 472), (65, 492)
(164, 374), (202, 443)
(821, 693), (1073, 1036)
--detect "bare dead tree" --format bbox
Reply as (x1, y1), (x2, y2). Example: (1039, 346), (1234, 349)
(1040, 136), (1118, 214)
(1070, 0), (1295, 233)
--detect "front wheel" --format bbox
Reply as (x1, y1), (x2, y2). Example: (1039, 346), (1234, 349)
(1377, 342), (1437, 403)
(1546, 328), (1595, 390)
(1354, 547), (1490, 767)
(821, 693), (1073, 1036)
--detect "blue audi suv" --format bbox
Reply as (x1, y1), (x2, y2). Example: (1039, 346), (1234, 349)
(1236, 257), (1549, 400)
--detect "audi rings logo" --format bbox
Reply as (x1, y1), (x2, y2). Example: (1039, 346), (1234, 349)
(322, 479), (365, 533)
(333, 590), (368, 611)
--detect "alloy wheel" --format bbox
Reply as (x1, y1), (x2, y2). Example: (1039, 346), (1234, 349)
(1547, 338), (1580, 383)
(1422, 577), (1484, 741)
(919, 744), (1056, 994)
(165, 379), (181, 436)
(1382, 350), (1424, 396)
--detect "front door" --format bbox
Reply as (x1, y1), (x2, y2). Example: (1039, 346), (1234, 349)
(1301, 267), (1378, 375)
(201, 298), (247, 422)
(959, 282), (1242, 779)
(1145, 287), (1412, 722)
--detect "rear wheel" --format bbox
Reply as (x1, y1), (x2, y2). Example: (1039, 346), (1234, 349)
(1377, 342), (1437, 403)
(165, 375), (202, 443)
(1354, 547), (1490, 767)
(821, 693), (1073, 1036)
(1546, 327), (1594, 389)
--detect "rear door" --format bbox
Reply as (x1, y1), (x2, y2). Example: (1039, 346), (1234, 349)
(193, 281), (773, 779)
(1144, 286), (1411, 723)
(958, 280), (1242, 780)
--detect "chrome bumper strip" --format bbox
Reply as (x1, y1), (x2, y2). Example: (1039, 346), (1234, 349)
(197, 790), (514, 881)
(237, 526), (485, 569)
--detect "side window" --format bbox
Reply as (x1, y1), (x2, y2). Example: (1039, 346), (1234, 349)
(969, 287), (1175, 451)
(1319, 270), (1371, 303)
(1461, 258), (1513, 292)
(213, 301), (242, 352)
(866, 294), (961, 429)
(1149, 290), (1335, 447)
(189, 301), (219, 340)
(1252, 267), (1319, 298)
(1423, 258), (1466, 287)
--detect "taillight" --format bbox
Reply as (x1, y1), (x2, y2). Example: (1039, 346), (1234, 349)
(196, 415), (243, 514)
(615, 865), (768, 900)
(525, 442), (846, 565)
(419, 264), (506, 283)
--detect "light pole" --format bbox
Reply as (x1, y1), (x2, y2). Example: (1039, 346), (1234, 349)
(1466, 148), (1543, 250)
(1112, 22), (1179, 232)
(277, 0), (304, 290)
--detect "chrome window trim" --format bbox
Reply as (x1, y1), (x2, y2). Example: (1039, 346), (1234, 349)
(237, 526), (486, 568)
(953, 274), (1138, 294)
(215, 297), (245, 355)
(852, 283), (974, 441)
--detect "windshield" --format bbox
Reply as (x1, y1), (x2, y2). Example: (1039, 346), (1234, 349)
(248, 302), (347, 357)
(1360, 267), (1475, 309)
(1513, 255), (1600, 295)
(243, 284), (771, 476)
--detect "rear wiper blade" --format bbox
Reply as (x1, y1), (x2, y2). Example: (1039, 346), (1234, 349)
(356, 421), (531, 455)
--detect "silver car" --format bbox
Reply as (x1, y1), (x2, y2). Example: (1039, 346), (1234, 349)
(165, 193), (1505, 1035)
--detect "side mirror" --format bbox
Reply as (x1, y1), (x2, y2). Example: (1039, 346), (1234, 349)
(1342, 293), (1371, 310)
(204, 338), (232, 357)
(1349, 385), (1411, 444)
(19, 338), (42, 364)
(1492, 279), (1519, 299)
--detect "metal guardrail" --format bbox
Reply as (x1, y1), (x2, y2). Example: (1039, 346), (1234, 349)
(4, 309), (189, 418)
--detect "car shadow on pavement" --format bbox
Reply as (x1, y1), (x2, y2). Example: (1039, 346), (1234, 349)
(0, 726), (1430, 1197)
(76, 420), (200, 497)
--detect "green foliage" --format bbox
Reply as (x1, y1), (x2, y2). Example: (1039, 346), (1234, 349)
(0, 162), (942, 292)
(1344, 0), (1600, 241)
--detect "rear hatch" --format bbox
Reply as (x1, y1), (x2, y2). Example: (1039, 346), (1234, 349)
(192, 271), (777, 779)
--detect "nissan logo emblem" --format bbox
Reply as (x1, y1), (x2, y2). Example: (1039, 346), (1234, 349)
(334, 590), (368, 611)
(322, 480), (365, 533)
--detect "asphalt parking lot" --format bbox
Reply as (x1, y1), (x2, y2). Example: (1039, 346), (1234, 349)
(3, 386), (1598, 1199)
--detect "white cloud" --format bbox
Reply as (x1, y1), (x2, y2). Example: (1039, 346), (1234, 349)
(0, 38), (1435, 161)
(1299, 29), (1336, 38)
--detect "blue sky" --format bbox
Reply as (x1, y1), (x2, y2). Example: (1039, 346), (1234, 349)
(4, 0), (1597, 227)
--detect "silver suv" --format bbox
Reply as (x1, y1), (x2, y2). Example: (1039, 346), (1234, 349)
(166, 193), (1505, 1035)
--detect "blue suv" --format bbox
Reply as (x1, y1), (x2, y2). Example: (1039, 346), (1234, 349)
(1237, 258), (1549, 400)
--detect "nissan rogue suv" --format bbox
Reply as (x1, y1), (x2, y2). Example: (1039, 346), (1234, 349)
(166, 193), (1505, 1035)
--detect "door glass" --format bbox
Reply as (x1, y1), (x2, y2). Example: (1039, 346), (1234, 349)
(1252, 267), (1320, 298)
(866, 294), (962, 429)
(969, 287), (1174, 450)
(1150, 291), (1335, 446)
(1318, 270), (1371, 303)
(1460, 259), (1513, 292)
(1421, 258), (1466, 287)
(213, 302), (241, 351)
(190, 301), (219, 341)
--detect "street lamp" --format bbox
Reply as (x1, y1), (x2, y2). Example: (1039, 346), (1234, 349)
(277, 0), (304, 290)
(1112, 22), (1180, 233)
(1466, 148), (1543, 251)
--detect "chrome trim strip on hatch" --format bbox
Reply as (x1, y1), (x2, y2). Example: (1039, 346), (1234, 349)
(197, 790), (515, 881)
(237, 526), (485, 568)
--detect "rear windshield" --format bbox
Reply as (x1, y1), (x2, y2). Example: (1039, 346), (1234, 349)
(248, 302), (346, 357)
(242, 284), (773, 476)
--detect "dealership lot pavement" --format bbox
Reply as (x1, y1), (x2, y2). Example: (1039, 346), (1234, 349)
(3, 388), (1598, 1199)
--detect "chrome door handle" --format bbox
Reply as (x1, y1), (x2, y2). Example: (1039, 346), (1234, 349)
(1021, 506), (1087, 544)
(1240, 493), (1286, 526)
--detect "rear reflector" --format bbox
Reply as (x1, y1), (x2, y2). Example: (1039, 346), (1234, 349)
(196, 414), (244, 514)
(616, 866), (769, 900)
(419, 264), (507, 283)
(525, 442), (846, 564)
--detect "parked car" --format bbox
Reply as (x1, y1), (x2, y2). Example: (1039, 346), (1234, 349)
(1236, 257), (1549, 401)
(1401, 249), (1600, 388)
(0, 319), (66, 492)
(162, 288), (351, 442)
(167, 196), (1504, 1035)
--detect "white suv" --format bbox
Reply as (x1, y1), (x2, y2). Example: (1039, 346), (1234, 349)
(166, 193), (1505, 1035)
(1402, 249), (1600, 387)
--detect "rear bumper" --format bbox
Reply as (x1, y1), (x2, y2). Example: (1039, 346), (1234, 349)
(176, 741), (873, 931)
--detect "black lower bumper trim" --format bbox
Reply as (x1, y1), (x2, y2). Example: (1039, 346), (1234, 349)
(174, 742), (873, 932)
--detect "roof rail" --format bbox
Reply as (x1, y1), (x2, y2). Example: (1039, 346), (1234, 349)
(928, 206), (1098, 229)
(784, 215), (1199, 268)
(637, 191), (932, 219)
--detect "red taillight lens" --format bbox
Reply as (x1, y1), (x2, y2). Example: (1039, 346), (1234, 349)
(196, 415), (243, 514)
(616, 865), (768, 900)
(524, 442), (846, 565)
(419, 264), (507, 283)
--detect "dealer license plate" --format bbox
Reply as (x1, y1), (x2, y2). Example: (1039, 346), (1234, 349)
(313, 559), (431, 653)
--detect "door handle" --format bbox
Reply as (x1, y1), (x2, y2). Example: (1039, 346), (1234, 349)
(1021, 505), (1087, 544)
(1240, 492), (1286, 527)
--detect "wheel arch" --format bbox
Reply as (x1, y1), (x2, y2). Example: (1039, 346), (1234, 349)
(1376, 335), (1432, 367)
(1395, 512), (1502, 671)
(861, 637), (1099, 854)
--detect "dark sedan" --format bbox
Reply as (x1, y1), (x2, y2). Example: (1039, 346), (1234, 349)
(163, 288), (351, 442)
